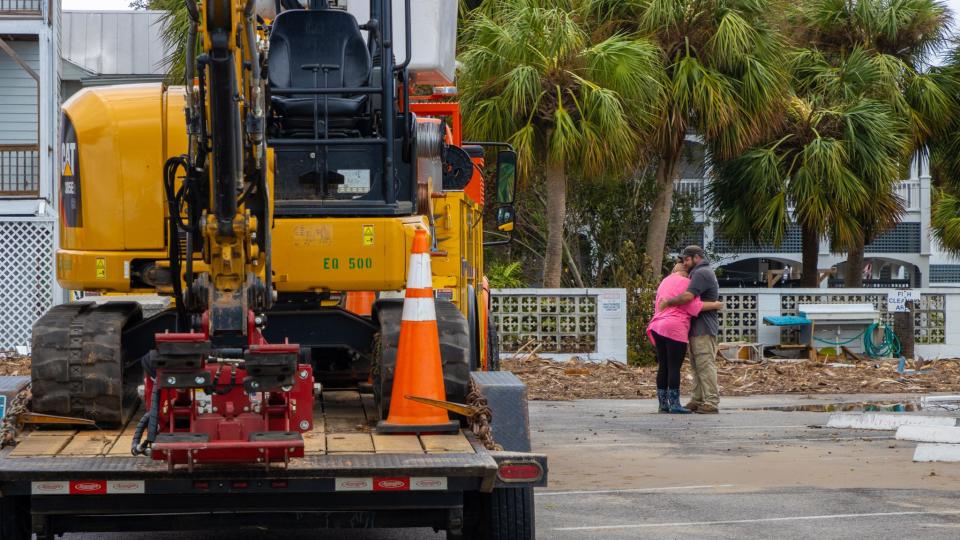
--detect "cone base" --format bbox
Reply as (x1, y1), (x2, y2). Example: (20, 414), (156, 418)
(376, 419), (461, 435)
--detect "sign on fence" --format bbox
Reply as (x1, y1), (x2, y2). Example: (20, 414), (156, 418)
(887, 290), (921, 313)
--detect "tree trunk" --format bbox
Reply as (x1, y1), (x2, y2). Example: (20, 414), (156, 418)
(800, 224), (821, 287)
(844, 237), (865, 288)
(644, 154), (679, 278)
(542, 161), (566, 287)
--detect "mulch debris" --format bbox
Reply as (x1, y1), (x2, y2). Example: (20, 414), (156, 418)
(4, 354), (959, 400)
(502, 355), (960, 400)
(0, 352), (30, 377)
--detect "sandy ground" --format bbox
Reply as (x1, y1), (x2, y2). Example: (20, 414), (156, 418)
(534, 394), (960, 492)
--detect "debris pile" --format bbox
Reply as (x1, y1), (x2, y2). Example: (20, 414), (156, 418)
(0, 352), (30, 376)
(502, 356), (960, 401)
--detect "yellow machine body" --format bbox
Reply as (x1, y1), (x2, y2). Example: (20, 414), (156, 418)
(58, 83), (484, 315)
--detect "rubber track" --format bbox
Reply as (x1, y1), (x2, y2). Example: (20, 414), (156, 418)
(373, 299), (471, 421)
(31, 302), (142, 427)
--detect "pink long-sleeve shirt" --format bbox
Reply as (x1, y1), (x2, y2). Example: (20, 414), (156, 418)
(646, 273), (703, 344)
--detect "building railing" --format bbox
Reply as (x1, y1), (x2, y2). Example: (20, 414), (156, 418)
(674, 178), (705, 211)
(675, 178), (922, 214)
(0, 144), (40, 196)
(0, 0), (41, 15)
(895, 180), (921, 211)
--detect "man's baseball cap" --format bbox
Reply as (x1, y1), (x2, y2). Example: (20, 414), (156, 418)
(681, 245), (705, 259)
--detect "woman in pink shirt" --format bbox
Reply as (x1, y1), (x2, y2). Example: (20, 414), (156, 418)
(647, 263), (724, 413)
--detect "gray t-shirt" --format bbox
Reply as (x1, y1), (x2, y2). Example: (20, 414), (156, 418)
(687, 260), (719, 337)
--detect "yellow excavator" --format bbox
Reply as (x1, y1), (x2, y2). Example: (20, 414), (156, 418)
(1, 1), (543, 539)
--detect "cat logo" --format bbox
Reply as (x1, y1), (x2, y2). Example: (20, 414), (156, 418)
(60, 114), (83, 227)
(62, 142), (75, 178)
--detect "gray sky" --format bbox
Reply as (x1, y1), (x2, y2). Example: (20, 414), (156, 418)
(63, 0), (133, 9)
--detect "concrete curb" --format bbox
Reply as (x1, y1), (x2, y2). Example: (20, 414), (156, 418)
(896, 425), (960, 443)
(920, 395), (960, 412)
(826, 413), (957, 431)
(913, 443), (960, 462)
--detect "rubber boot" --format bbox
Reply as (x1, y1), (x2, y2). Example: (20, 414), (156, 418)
(667, 389), (691, 414)
(656, 389), (669, 413)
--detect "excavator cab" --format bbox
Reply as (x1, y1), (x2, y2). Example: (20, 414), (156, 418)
(267, 1), (416, 216)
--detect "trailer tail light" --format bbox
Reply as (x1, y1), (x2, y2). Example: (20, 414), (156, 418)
(271, 481), (288, 489)
(193, 481), (209, 490)
(497, 462), (543, 483)
(231, 481), (249, 489)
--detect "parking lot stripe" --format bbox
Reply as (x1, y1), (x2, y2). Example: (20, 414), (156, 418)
(538, 484), (735, 496)
(552, 509), (960, 531)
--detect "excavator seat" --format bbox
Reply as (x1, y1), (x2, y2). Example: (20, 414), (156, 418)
(268, 9), (372, 134)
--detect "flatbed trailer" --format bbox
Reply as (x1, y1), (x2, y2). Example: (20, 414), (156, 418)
(0, 380), (546, 539)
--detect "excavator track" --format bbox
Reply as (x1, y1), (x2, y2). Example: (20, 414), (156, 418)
(373, 299), (471, 421)
(30, 302), (143, 428)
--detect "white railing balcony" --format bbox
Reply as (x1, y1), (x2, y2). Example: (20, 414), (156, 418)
(0, 0), (41, 16)
(675, 178), (922, 214)
(895, 180), (921, 212)
(674, 178), (705, 212)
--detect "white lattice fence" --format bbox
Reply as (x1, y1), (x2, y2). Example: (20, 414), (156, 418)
(718, 293), (758, 343)
(491, 289), (628, 362)
(0, 218), (55, 348)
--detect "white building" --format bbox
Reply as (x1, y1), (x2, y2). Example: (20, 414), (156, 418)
(0, 1), (61, 349)
(674, 136), (958, 288)
(0, 8), (168, 348)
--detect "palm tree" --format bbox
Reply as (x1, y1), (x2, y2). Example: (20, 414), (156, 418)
(929, 49), (960, 254)
(580, 0), (789, 276)
(458, 0), (664, 286)
(791, 0), (951, 287)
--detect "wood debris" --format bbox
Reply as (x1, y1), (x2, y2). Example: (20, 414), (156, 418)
(0, 353), (30, 376)
(502, 356), (960, 401)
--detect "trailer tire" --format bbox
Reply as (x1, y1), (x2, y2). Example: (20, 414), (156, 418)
(0, 496), (30, 540)
(461, 487), (535, 540)
(373, 299), (471, 421)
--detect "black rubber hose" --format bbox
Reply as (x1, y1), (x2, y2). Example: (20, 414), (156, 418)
(164, 157), (190, 331)
(132, 379), (160, 455)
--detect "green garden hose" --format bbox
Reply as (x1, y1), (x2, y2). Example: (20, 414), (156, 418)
(862, 322), (901, 358)
(811, 322), (902, 358)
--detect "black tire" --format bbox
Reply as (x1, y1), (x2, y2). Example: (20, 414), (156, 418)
(31, 302), (143, 427)
(462, 487), (535, 540)
(0, 496), (31, 540)
(373, 299), (471, 420)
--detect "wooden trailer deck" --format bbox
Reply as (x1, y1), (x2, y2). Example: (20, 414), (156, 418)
(8, 390), (473, 459)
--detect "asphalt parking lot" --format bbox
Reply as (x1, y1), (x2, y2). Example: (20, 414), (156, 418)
(65, 394), (960, 539)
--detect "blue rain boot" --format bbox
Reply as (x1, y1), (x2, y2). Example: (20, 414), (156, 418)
(657, 389), (669, 413)
(667, 389), (691, 414)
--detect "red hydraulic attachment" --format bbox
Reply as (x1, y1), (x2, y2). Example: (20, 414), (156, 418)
(146, 312), (314, 467)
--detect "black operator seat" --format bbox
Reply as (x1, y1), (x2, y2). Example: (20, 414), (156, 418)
(268, 8), (372, 133)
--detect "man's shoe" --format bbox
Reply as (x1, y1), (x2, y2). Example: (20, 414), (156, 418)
(695, 403), (719, 414)
(684, 401), (702, 412)
(656, 389), (669, 413)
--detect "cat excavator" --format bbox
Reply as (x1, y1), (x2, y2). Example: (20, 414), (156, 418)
(0, 2), (544, 538)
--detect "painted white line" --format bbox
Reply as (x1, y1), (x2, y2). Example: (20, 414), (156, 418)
(548, 435), (892, 449)
(552, 509), (960, 531)
(538, 484), (735, 497)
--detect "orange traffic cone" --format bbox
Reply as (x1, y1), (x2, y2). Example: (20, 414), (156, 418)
(377, 228), (459, 434)
(345, 291), (376, 316)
